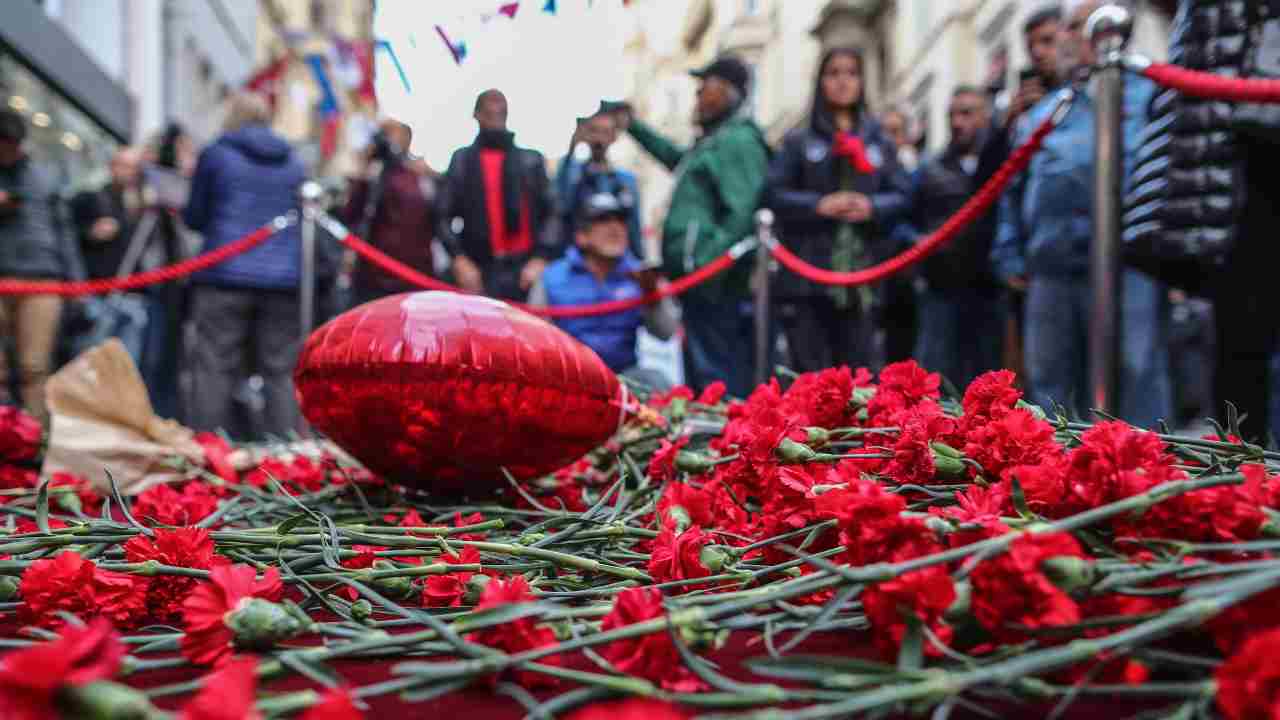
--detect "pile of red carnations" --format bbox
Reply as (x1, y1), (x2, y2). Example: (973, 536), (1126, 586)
(0, 361), (1277, 719)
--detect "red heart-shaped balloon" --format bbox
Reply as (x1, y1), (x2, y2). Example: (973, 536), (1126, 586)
(294, 291), (624, 496)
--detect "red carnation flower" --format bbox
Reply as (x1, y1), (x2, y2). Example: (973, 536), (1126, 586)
(647, 526), (714, 587)
(861, 565), (956, 661)
(960, 370), (1021, 421)
(867, 360), (940, 425)
(782, 366), (860, 429)
(300, 686), (362, 720)
(599, 587), (706, 692)
(133, 481), (222, 527)
(179, 656), (261, 720)
(1066, 421), (1180, 510)
(1208, 586), (1280, 655)
(193, 432), (238, 485)
(815, 474), (940, 565)
(0, 617), (123, 720)
(244, 456), (326, 494)
(649, 437), (689, 484)
(969, 532), (1086, 643)
(453, 511), (487, 541)
(19, 551), (146, 630)
(883, 404), (957, 485)
(466, 576), (561, 688)
(565, 698), (689, 720)
(696, 381), (727, 406)
(46, 472), (103, 516)
(962, 408), (1060, 483)
(124, 527), (228, 623)
(930, 483), (1011, 548)
(0, 406), (41, 463)
(657, 480), (718, 530)
(648, 386), (694, 410)
(0, 465), (38, 491)
(1217, 626), (1280, 720)
(422, 546), (481, 608)
(181, 564), (285, 666)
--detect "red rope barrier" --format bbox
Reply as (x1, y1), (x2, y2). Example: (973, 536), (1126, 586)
(0, 216), (292, 296)
(334, 223), (746, 319)
(1138, 61), (1280, 103)
(766, 108), (1059, 287)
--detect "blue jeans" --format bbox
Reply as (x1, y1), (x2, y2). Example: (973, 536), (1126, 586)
(682, 296), (754, 399)
(1023, 271), (1171, 427)
(914, 287), (1004, 389)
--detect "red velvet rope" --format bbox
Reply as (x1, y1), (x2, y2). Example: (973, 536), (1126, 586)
(0, 218), (289, 296)
(337, 229), (739, 319)
(766, 111), (1058, 287)
(1140, 61), (1280, 103)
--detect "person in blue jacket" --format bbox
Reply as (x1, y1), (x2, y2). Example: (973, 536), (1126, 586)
(529, 192), (676, 390)
(555, 108), (644, 259)
(183, 91), (306, 436)
(990, 0), (1170, 426)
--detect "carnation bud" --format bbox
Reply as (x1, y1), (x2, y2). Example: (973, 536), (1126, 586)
(350, 598), (374, 623)
(808, 483), (847, 496)
(698, 544), (733, 574)
(929, 443), (967, 477)
(944, 579), (971, 622)
(464, 573), (490, 605)
(58, 680), (161, 720)
(775, 437), (818, 463)
(517, 533), (546, 545)
(371, 561), (417, 599)
(665, 504), (692, 532)
(1041, 556), (1095, 593)
(803, 427), (831, 448)
(225, 597), (311, 651)
(0, 575), (18, 601)
(668, 397), (689, 420)
(674, 451), (715, 475)
(55, 491), (83, 515)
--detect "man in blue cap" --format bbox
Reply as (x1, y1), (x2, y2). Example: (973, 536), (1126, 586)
(529, 191), (675, 389)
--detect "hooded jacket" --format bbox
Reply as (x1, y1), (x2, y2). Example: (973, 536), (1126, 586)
(763, 66), (910, 299)
(183, 124), (305, 290)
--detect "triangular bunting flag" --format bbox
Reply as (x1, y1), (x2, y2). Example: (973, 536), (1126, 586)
(542, 0), (556, 14)
(498, 2), (520, 18)
(434, 24), (466, 65)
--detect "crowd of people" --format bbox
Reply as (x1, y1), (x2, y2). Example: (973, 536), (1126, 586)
(0, 0), (1275, 442)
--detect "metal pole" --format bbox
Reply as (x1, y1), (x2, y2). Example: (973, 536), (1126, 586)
(753, 208), (775, 387)
(298, 180), (324, 341)
(1086, 3), (1133, 416)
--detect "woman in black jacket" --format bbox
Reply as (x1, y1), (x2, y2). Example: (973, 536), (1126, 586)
(765, 47), (911, 372)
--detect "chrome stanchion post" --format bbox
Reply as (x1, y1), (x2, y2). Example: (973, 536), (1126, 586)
(298, 180), (324, 340)
(1086, 3), (1132, 416)
(753, 208), (775, 387)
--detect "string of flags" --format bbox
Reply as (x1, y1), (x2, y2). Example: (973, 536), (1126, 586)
(433, 0), (632, 66)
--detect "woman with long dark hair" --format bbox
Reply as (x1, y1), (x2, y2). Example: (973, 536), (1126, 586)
(765, 47), (910, 372)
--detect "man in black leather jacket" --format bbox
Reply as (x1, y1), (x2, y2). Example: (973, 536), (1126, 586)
(1125, 0), (1280, 439)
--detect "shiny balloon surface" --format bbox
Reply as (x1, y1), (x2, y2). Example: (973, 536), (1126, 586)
(294, 291), (623, 496)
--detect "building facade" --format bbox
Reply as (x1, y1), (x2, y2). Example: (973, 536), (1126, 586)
(0, 0), (257, 195)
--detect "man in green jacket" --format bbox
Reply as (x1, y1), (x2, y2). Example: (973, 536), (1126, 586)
(619, 56), (769, 397)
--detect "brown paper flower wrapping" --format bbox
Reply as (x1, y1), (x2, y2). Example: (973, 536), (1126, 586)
(42, 339), (204, 495)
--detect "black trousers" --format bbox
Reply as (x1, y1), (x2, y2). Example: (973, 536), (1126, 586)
(1213, 140), (1280, 441)
(776, 296), (877, 374)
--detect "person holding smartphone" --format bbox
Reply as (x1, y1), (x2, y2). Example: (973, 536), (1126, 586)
(528, 191), (676, 389)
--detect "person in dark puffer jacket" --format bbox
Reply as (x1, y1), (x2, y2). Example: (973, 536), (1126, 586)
(1125, 0), (1280, 439)
(183, 92), (305, 437)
